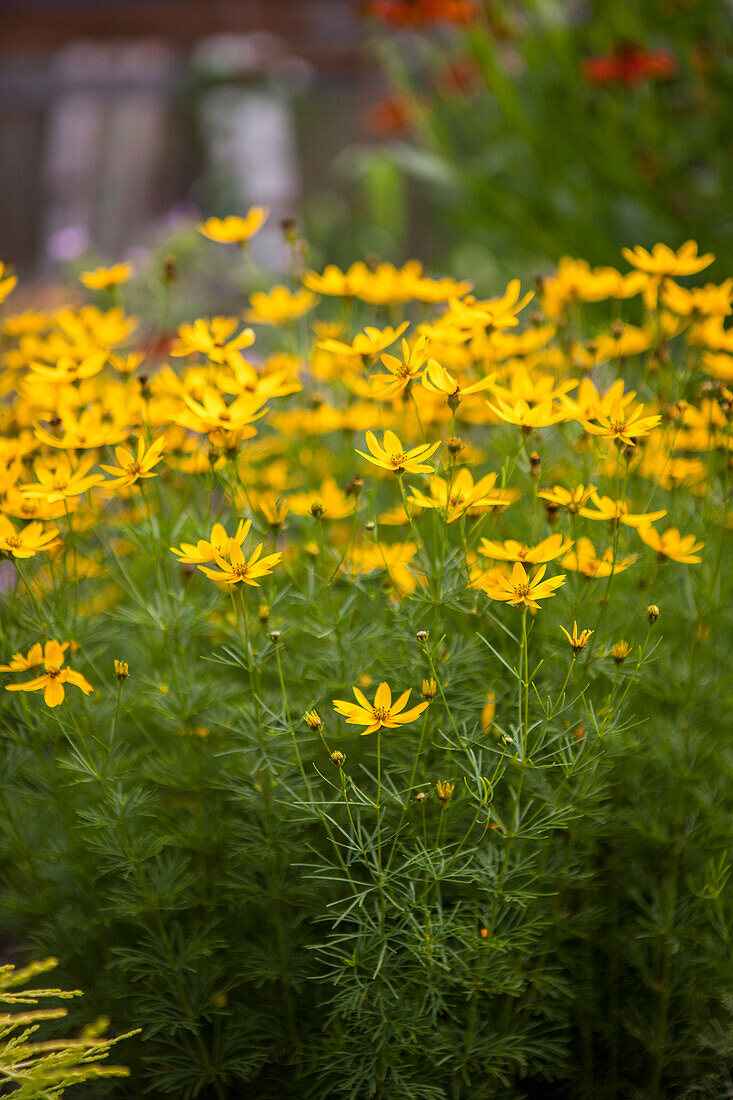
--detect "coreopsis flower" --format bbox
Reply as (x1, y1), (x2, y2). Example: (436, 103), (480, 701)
(343, 541), (418, 597)
(578, 494), (666, 529)
(80, 263), (133, 290)
(478, 533), (572, 565)
(474, 561), (565, 611)
(176, 390), (267, 437)
(410, 469), (505, 522)
(0, 262), (17, 304)
(332, 681), (429, 735)
(487, 397), (566, 435)
(357, 430), (440, 476)
(114, 659), (129, 682)
(421, 678), (437, 700)
(622, 241), (714, 309)
(636, 525), (704, 564)
(4, 640), (93, 708)
(421, 360), (495, 405)
(561, 537), (636, 579)
(198, 207), (269, 245)
(252, 493), (290, 531)
(28, 352), (107, 385)
(100, 435), (166, 489)
(581, 398), (661, 447)
(622, 241), (714, 279)
(171, 318), (255, 369)
(0, 641), (68, 672)
(0, 516), (61, 559)
(318, 322), (409, 360)
(537, 484), (597, 514)
(662, 278), (732, 318)
(560, 622), (594, 656)
(371, 335), (430, 396)
(21, 454), (104, 504)
(611, 640), (632, 664)
(245, 286), (316, 326)
(170, 520), (252, 565)
(198, 539), (282, 587)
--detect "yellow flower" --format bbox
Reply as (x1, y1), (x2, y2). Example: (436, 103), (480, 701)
(171, 317), (255, 368)
(170, 520), (251, 565)
(487, 397), (566, 435)
(245, 286), (316, 326)
(578, 494), (666, 529)
(560, 622), (594, 656)
(21, 454), (104, 504)
(636, 525), (704, 564)
(421, 678), (437, 700)
(661, 278), (732, 318)
(611, 640), (632, 664)
(410, 469), (505, 523)
(421, 360), (495, 404)
(478, 533), (572, 565)
(289, 478), (355, 520)
(4, 640), (93, 708)
(318, 322), (409, 360)
(332, 681), (429, 735)
(622, 241), (714, 278)
(198, 208), (269, 245)
(371, 335), (430, 396)
(304, 709), (323, 732)
(357, 430), (440, 476)
(0, 262), (17, 304)
(100, 435), (166, 488)
(198, 539), (281, 587)
(176, 390), (267, 437)
(80, 263), (133, 290)
(537, 484), (597, 515)
(581, 399), (661, 447)
(28, 352), (107, 385)
(562, 537), (636, 579)
(0, 641), (68, 672)
(0, 516), (61, 559)
(473, 561), (565, 611)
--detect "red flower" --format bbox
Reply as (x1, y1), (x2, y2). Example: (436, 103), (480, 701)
(364, 94), (415, 135)
(582, 45), (677, 87)
(361, 0), (476, 29)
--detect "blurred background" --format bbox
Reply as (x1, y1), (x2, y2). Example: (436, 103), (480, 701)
(1, 0), (731, 291)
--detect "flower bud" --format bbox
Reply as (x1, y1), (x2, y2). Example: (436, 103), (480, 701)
(447, 436), (464, 456)
(268, 630), (281, 645)
(415, 791), (426, 804)
(309, 499), (325, 519)
(345, 473), (363, 497)
(421, 677), (437, 700)
(114, 659), (129, 683)
(611, 640), (631, 664)
(258, 604), (270, 623)
(304, 709), (322, 732)
(416, 630), (428, 644)
(162, 255), (178, 283)
(436, 780), (455, 804)
(330, 749), (345, 768)
(529, 451), (541, 478)
(646, 604), (660, 624)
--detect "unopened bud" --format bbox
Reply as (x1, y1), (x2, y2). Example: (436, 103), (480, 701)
(447, 436), (464, 456)
(280, 216), (297, 243)
(646, 604), (660, 624)
(309, 499), (325, 519)
(345, 473), (363, 497)
(421, 677), (437, 700)
(447, 392), (461, 412)
(304, 709), (322, 732)
(330, 749), (345, 767)
(258, 604), (270, 623)
(416, 630), (428, 644)
(436, 780), (455, 804)
(162, 255), (177, 283)
(365, 521), (375, 532)
(268, 630), (281, 645)
(415, 790), (426, 804)
(529, 452), (541, 478)
(114, 659), (129, 683)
